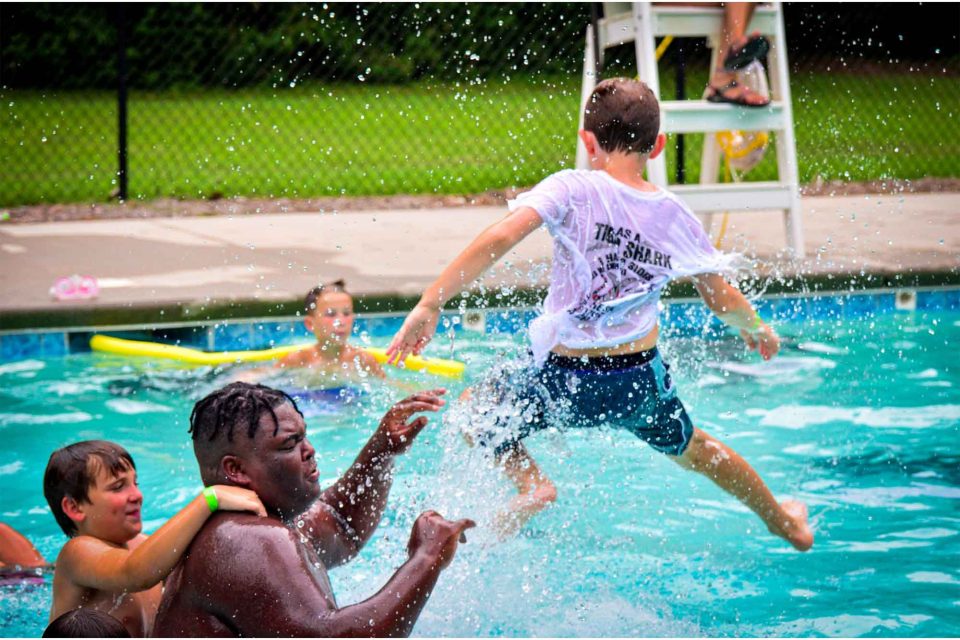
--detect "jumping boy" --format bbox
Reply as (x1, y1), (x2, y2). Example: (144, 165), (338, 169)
(387, 78), (813, 551)
(44, 440), (266, 636)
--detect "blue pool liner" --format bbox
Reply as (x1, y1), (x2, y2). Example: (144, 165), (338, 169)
(0, 288), (957, 363)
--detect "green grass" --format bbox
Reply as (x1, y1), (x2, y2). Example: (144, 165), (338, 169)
(1, 70), (957, 207)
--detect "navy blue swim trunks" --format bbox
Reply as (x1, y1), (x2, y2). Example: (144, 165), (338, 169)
(473, 348), (694, 457)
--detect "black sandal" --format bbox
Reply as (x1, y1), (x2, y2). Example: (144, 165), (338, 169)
(723, 35), (769, 71)
(705, 80), (771, 108)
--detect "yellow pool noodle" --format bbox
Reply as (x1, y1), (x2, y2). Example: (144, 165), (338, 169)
(89, 335), (464, 378)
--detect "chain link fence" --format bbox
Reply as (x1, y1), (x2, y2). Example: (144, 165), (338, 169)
(2, 3), (958, 207)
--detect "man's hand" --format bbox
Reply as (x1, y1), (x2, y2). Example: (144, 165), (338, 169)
(741, 323), (780, 361)
(372, 389), (447, 457)
(407, 510), (476, 570)
(385, 303), (441, 365)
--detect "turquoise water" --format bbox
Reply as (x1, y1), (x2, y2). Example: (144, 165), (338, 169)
(1, 302), (959, 636)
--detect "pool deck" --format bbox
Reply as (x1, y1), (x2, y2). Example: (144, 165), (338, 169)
(1, 190), (958, 330)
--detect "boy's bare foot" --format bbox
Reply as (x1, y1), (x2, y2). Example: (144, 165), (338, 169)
(771, 500), (814, 551)
(492, 509), (525, 541)
(493, 485), (557, 540)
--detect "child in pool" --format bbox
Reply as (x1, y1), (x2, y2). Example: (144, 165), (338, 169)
(387, 77), (813, 551)
(238, 280), (386, 388)
(44, 440), (266, 636)
(277, 280), (386, 380)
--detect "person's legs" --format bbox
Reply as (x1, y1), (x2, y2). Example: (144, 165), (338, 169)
(672, 427), (813, 551)
(458, 386), (557, 538)
(494, 444), (557, 537)
(707, 2), (769, 106)
(720, 2), (757, 60)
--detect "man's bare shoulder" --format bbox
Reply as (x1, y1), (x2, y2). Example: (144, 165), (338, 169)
(178, 513), (304, 592)
(193, 512), (294, 551)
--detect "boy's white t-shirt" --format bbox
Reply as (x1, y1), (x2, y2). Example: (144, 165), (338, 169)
(508, 169), (738, 365)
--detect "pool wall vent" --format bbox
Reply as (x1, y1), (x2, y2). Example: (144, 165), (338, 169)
(462, 311), (486, 333)
(895, 289), (917, 311)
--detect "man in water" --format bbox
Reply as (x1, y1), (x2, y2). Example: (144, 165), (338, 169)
(153, 382), (473, 636)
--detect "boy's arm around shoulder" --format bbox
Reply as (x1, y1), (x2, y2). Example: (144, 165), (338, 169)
(693, 273), (780, 360)
(387, 206), (544, 363)
(56, 487), (264, 594)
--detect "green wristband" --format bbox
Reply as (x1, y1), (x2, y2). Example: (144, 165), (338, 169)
(749, 312), (763, 333)
(202, 487), (219, 513)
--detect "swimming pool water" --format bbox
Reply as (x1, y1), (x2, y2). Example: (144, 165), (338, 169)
(1, 300), (958, 636)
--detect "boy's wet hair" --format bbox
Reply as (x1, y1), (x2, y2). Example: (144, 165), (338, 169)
(304, 279), (348, 314)
(583, 78), (660, 155)
(43, 608), (130, 638)
(43, 441), (136, 537)
(190, 382), (303, 445)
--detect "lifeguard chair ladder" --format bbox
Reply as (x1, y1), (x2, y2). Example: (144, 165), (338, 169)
(576, 2), (805, 257)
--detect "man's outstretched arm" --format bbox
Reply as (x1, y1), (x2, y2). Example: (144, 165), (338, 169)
(193, 512), (473, 637)
(305, 390), (446, 566)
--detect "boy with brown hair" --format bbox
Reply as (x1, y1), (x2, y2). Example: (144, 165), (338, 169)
(43, 609), (130, 638)
(388, 77), (813, 551)
(276, 279), (385, 379)
(236, 279), (385, 388)
(43, 440), (265, 636)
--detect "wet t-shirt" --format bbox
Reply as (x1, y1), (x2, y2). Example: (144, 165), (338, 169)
(508, 169), (738, 365)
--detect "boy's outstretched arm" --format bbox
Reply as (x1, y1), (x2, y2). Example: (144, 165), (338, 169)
(387, 206), (543, 363)
(693, 273), (780, 360)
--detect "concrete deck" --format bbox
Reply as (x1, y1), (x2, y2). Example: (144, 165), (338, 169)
(1, 191), (958, 328)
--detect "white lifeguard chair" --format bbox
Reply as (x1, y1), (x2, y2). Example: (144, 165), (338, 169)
(577, 2), (805, 257)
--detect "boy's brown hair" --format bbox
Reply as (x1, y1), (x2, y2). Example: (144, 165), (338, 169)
(43, 608), (130, 638)
(304, 278), (348, 314)
(583, 78), (660, 155)
(43, 440), (136, 537)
